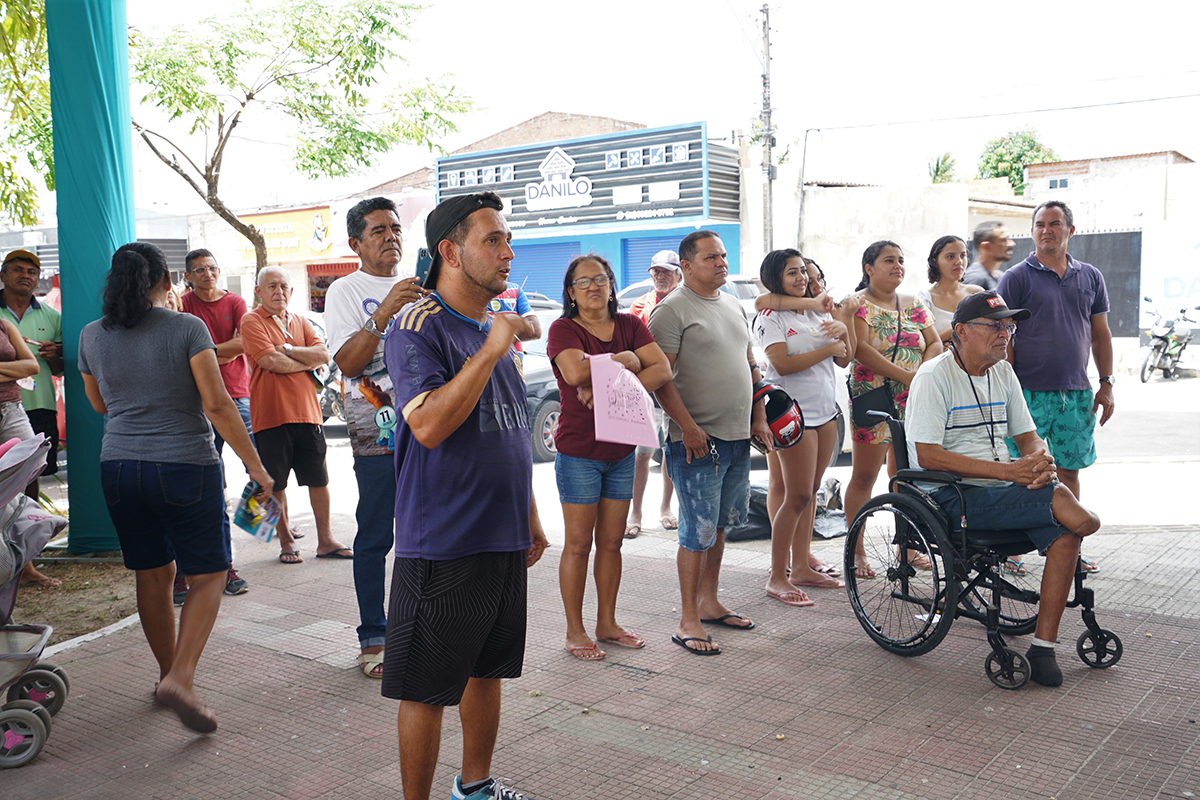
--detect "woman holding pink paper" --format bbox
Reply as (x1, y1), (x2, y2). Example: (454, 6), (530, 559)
(547, 254), (671, 661)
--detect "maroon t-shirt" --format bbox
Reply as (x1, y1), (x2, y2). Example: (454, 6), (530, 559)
(181, 291), (251, 399)
(547, 314), (656, 462)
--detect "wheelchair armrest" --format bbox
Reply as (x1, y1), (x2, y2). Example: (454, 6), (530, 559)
(894, 469), (960, 484)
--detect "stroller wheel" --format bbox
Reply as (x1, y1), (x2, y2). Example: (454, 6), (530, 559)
(1, 700), (51, 735)
(7, 668), (68, 717)
(0, 707), (47, 768)
(33, 662), (70, 696)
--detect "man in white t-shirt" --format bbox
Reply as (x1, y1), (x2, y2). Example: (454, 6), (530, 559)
(323, 196), (428, 678)
(905, 291), (1101, 687)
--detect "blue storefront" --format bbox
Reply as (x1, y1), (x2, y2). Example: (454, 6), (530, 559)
(435, 122), (741, 298)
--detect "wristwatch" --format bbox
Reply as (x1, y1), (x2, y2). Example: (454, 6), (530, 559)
(363, 317), (386, 339)
(1098, 375), (1115, 386)
(283, 343), (294, 356)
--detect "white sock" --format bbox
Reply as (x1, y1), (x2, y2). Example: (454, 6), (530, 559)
(1032, 637), (1055, 650)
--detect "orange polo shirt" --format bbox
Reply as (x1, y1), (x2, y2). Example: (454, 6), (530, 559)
(241, 305), (323, 432)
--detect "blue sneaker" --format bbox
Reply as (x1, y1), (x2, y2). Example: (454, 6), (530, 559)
(452, 776), (535, 800)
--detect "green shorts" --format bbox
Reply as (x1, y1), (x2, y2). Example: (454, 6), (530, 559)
(1005, 389), (1097, 470)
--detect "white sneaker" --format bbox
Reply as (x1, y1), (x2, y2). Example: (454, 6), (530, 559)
(453, 776), (535, 800)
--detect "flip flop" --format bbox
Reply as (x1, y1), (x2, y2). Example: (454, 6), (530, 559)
(290, 525), (305, 539)
(660, 514), (678, 530)
(791, 572), (846, 589)
(624, 524), (640, 539)
(598, 631), (645, 649)
(813, 563), (841, 578)
(1002, 558), (1027, 576)
(700, 612), (755, 630)
(899, 549), (933, 571)
(565, 642), (606, 660)
(671, 634), (721, 655)
(315, 547), (354, 559)
(767, 588), (815, 607)
(853, 562), (877, 579)
(279, 550), (303, 565)
(1080, 557), (1100, 573)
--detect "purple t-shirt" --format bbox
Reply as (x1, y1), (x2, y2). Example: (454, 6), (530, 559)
(996, 253), (1109, 392)
(384, 294), (532, 560)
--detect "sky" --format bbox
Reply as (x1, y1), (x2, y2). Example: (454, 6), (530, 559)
(119, 0), (1200, 219)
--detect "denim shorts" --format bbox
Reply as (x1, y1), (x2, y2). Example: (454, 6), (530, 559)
(100, 460), (229, 575)
(932, 482), (1065, 555)
(555, 451), (636, 505)
(665, 437), (751, 552)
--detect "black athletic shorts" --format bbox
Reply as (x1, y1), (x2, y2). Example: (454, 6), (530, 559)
(26, 408), (58, 476)
(254, 423), (328, 491)
(381, 550), (528, 706)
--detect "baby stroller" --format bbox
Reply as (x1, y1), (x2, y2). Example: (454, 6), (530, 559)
(0, 435), (70, 768)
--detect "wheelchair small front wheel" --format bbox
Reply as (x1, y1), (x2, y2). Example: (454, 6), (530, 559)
(985, 648), (1030, 690)
(1076, 629), (1123, 668)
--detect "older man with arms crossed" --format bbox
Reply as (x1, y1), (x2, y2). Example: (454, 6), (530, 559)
(383, 191), (548, 800)
(906, 291), (1101, 686)
(241, 268), (352, 563)
(625, 249), (682, 539)
(650, 231), (772, 656)
(324, 196), (428, 679)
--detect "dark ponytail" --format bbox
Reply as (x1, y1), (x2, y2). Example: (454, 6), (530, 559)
(102, 242), (169, 330)
(856, 239), (901, 291)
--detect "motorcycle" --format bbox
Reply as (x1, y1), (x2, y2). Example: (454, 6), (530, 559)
(314, 362), (347, 422)
(1140, 296), (1200, 382)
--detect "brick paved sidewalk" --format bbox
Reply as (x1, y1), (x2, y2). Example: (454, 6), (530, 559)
(6, 516), (1199, 800)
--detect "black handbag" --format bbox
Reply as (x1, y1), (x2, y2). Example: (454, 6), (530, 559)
(848, 296), (901, 428)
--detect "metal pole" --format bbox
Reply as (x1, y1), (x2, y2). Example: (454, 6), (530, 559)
(797, 128), (813, 248)
(761, 4), (773, 252)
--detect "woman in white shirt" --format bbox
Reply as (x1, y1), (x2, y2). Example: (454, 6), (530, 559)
(753, 250), (854, 607)
(916, 235), (982, 345)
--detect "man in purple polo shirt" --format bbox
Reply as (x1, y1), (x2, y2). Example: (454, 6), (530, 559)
(998, 201), (1114, 574)
(382, 190), (548, 800)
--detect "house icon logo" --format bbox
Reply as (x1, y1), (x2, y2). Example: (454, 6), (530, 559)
(525, 147), (594, 212)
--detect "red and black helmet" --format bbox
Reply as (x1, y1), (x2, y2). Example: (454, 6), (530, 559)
(751, 380), (805, 451)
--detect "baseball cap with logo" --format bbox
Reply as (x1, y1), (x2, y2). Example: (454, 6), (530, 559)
(952, 290), (1030, 327)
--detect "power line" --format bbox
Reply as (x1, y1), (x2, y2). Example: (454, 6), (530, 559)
(807, 92), (1200, 133)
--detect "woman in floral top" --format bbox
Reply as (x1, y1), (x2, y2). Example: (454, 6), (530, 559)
(844, 240), (941, 578)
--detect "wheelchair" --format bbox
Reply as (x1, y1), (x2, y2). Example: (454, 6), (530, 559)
(842, 412), (1122, 689)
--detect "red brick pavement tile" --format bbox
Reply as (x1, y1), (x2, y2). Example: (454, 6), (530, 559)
(842, 721), (932, 760)
(808, 740), (903, 784)
(877, 761), (979, 800)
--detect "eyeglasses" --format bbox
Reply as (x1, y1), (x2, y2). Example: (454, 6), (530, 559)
(571, 274), (610, 290)
(963, 321), (1017, 336)
(190, 266), (219, 274)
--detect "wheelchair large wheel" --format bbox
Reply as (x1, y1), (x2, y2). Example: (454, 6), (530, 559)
(959, 555), (1040, 636)
(845, 493), (958, 657)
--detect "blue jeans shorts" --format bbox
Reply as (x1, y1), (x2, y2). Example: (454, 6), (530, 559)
(932, 481), (1066, 555)
(665, 437), (751, 552)
(555, 451), (636, 505)
(100, 460), (229, 576)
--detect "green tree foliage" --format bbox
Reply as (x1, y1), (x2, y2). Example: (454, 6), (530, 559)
(130, 0), (471, 270)
(0, 0), (53, 228)
(928, 152), (956, 184)
(976, 130), (1058, 195)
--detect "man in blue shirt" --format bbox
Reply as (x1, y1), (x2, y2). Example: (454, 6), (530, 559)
(383, 191), (548, 800)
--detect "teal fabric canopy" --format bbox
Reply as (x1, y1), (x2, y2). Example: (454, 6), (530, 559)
(46, 0), (134, 553)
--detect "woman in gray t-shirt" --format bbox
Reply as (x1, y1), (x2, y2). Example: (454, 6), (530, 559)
(78, 242), (274, 734)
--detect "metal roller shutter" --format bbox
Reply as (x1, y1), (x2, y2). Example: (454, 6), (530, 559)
(509, 241), (581, 299)
(621, 235), (685, 288)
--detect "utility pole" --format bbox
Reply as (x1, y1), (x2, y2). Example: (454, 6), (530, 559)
(760, 3), (774, 252)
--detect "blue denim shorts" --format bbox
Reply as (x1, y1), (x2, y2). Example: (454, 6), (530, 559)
(932, 482), (1065, 555)
(665, 437), (751, 552)
(100, 460), (230, 575)
(555, 451), (636, 505)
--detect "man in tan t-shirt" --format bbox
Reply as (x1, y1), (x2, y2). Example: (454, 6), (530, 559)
(242, 266), (352, 564)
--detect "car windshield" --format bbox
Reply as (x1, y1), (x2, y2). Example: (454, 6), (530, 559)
(524, 309), (562, 356)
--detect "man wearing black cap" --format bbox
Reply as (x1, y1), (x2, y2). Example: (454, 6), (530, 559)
(383, 190), (548, 800)
(905, 291), (1102, 686)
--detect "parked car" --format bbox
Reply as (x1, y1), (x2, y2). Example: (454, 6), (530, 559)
(523, 307), (564, 461)
(616, 279), (653, 310)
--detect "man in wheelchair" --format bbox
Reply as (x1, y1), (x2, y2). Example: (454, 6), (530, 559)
(905, 291), (1101, 686)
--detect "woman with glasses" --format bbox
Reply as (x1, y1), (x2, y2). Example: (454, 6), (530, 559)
(917, 235), (983, 346)
(844, 241), (941, 579)
(753, 250), (855, 608)
(546, 254), (671, 660)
